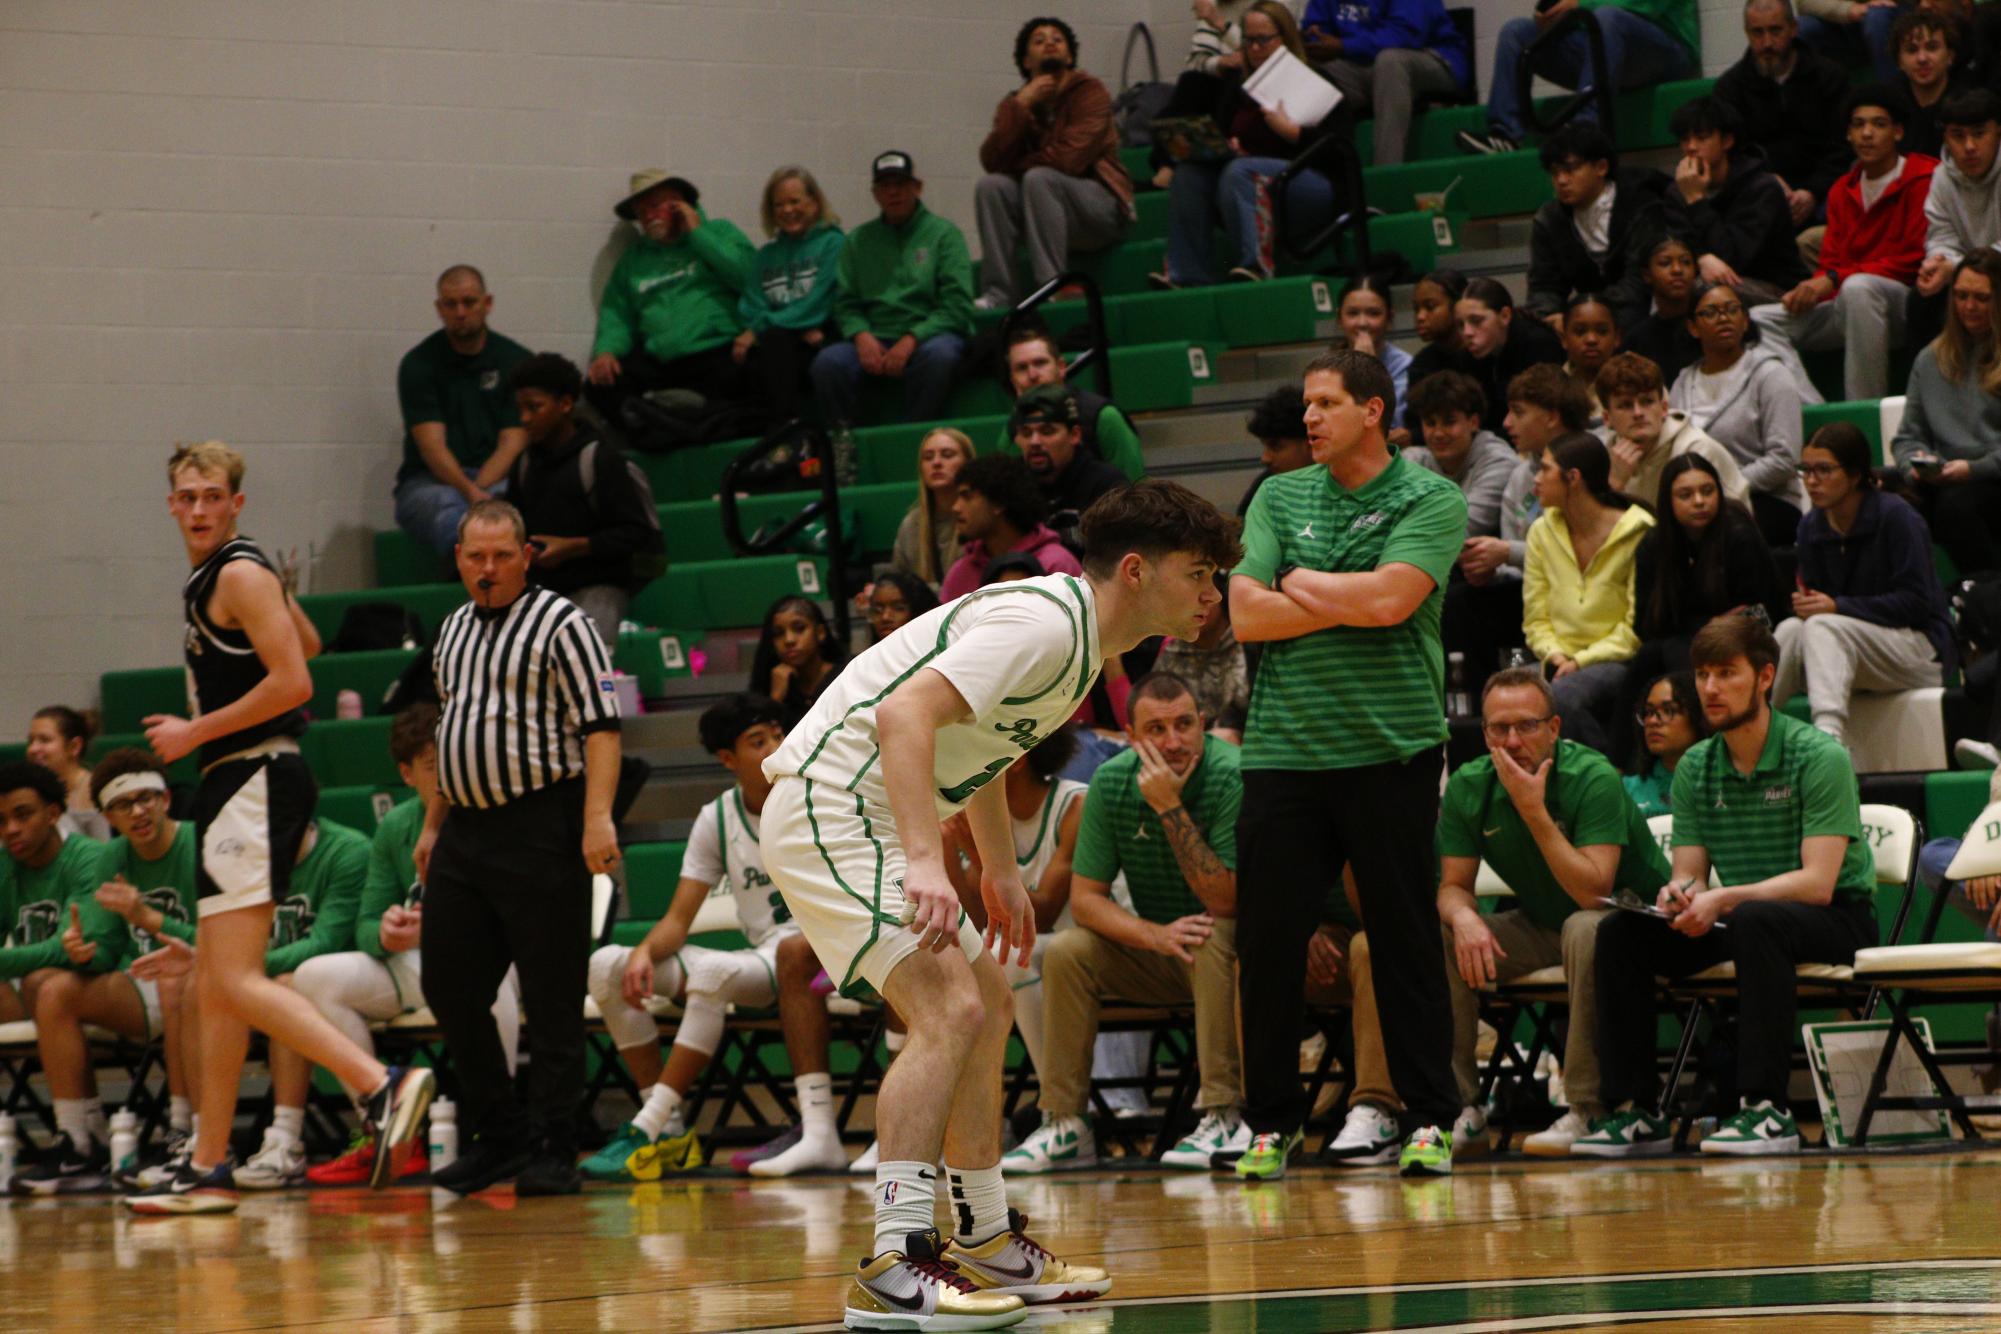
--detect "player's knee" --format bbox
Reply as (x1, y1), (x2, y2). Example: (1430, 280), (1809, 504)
(31, 969), (80, 1021)
(775, 933), (820, 988)
(586, 945), (629, 1004)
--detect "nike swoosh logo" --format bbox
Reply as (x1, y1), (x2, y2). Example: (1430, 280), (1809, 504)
(1483, 827), (1502, 836)
(918, 1168), (936, 1181)
(869, 1281), (927, 1312)
(978, 1254), (1038, 1280)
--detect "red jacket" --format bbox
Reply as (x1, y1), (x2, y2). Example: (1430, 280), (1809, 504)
(1819, 153), (1938, 290)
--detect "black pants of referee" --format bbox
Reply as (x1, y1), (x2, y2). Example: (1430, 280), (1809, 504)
(1237, 752), (1461, 1136)
(423, 778), (591, 1153)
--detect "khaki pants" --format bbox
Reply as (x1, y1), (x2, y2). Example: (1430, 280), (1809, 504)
(1349, 908), (1609, 1120)
(1039, 919), (1241, 1117)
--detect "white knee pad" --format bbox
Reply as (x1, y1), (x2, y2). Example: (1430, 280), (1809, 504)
(674, 990), (727, 1058)
(591, 945), (682, 1052)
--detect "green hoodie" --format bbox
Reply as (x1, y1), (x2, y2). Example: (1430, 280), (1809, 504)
(592, 214), (757, 365)
(0, 833), (116, 980)
(1578, 0), (1698, 59)
(834, 203), (975, 344)
(96, 820), (199, 971)
(355, 797), (423, 961)
(740, 223), (847, 334)
(264, 818), (368, 978)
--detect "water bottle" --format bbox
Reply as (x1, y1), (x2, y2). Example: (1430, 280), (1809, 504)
(336, 689), (364, 721)
(1446, 651), (1472, 719)
(0, 1114), (18, 1192)
(109, 1109), (139, 1178)
(427, 1098), (458, 1172)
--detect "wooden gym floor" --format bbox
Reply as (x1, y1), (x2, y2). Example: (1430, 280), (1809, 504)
(3, 1151), (1999, 1332)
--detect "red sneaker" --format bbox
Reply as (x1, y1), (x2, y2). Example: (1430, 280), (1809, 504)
(306, 1134), (432, 1186)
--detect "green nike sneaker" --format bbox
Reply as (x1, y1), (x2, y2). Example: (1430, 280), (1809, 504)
(1397, 1125), (1453, 1178)
(580, 1123), (657, 1182)
(1700, 1101), (1799, 1156)
(1572, 1106), (1673, 1158)
(1232, 1129), (1303, 1181)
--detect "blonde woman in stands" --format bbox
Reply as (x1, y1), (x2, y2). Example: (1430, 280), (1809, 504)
(891, 427), (976, 587)
(25, 707), (108, 840)
(1891, 250), (2001, 575)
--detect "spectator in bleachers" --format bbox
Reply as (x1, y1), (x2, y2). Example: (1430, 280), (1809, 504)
(940, 455), (1082, 600)
(1156, 577), (1251, 744)
(1560, 295), (1621, 424)
(1775, 423), (1953, 744)
(25, 706), (107, 840)
(812, 151), (975, 427)
(1919, 92), (2001, 304)
(1580, 613), (1878, 1158)
(506, 353), (664, 650)
(1623, 669), (1709, 816)
(1013, 383), (1126, 552)
(751, 596), (848, 733)
(393, 265), (532, 560)
(892, 427), (976, 587)
(1716, 0), (1858, 233)
(993, 321), (1145, 480)
(982, 553), (1047, 584)
(1236, 383), (1311, 516)
(227, 814), (370, 1190)
(587, 173), (757, 431)
(1405, 371), (1518, 538)
(1795, 0), (1898, 82)
(1892, 251), (2001, 573)
(1598, 351), (1750, 509)
(1657, 98), (1813, 301)
(1452, 278), (1568, 437)
(0, 763), (107, 1031)
(1782, 86), (1937, 402)
(1619, 231), (1704, 386)
(1892, 9), (1968, 159)
(1525, 126), (1669, 329)
(1006, 673), (1247, 1174)
(866, 572), (939, 643)
(1345, 667), (1669, 1163)
(734, 167), (846, 429)
(1405, 267), (1470, 385)
(1154, 3), (1343, 288)
(1454, 0), (1698, 157)
(974, 18), (1133, 312)
(1338, 276), (1411, 430)
(1301, 0), (1471, 166)
(1669, 280), (1809, 547)
(289, 706), (519, 1188)
(1524, 433), (1656, 752)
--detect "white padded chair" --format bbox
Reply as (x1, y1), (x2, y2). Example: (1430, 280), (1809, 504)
(1877, 396), (1906, 468)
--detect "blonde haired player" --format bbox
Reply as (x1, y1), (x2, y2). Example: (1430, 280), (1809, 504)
(761, 480), (1241, 1331)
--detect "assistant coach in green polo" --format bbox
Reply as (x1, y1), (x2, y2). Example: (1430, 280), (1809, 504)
(1229, 348), (1469, 1180)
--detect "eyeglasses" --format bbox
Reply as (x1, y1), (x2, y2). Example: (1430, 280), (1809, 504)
(1692, 304), (1745, 322)
(1795, 462), (1844, 479)
(104, 792), (165, 818)
(1243, 31), (1281, 47)
(1482, 716), (1553, 742)
(1635, 702), (1685, 724)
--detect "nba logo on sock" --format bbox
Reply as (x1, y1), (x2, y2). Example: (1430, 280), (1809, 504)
(882, 1182), (898, 1205)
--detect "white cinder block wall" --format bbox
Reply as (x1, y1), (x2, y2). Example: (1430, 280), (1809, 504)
(1, 0), (1738, 730)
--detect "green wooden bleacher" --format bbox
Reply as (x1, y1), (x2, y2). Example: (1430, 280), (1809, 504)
(298, 584), (468, 647)
(629, 554), (830, 631)
(617, 841), (688, 947)
(316, 783), (416, 836)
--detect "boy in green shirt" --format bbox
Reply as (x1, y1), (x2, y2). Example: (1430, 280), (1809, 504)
(1580, 613), (1878, 1158)
(17, 751), (199, 1193)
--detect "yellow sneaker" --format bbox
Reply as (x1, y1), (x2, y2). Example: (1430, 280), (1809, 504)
(845, 1227), (1025, 1330)
(945, 1209), (1111, 1305)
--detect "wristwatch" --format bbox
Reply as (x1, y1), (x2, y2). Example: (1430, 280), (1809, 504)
(1273, 563), (1298, 593)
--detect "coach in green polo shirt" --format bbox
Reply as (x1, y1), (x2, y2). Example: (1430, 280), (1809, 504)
(1009, 673), (1246, 1175)
(1581, 613), (1878, 1161)
(1229, 348), (1469, 1180)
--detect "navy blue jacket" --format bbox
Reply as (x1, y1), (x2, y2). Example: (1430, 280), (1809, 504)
(1794, 488), (1955, 672)
(1301, 0), (1471, 88)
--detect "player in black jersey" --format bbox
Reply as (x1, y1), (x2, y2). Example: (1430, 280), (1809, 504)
(125, 441), (434, 1215)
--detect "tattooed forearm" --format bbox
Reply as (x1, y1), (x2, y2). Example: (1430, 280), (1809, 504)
(1159, 806), (1235, 913)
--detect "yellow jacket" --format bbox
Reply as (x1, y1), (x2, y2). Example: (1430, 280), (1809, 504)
(1523, 504), (1655, 666)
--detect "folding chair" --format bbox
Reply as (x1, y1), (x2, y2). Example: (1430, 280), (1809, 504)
(1467, 862), (1568, 1146)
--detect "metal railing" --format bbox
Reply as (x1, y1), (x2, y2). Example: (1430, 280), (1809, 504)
(1516, 7), (1615, 141)
(1270, 132), (1373, 274)
(717, 417), (853, 645)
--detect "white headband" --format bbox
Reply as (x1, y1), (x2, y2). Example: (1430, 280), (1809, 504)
(98, 772), (168, 808)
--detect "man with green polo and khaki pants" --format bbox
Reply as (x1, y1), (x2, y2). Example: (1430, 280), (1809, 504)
(1004, 672), (1247, 1173)
(1336, 666), (1670, 1166)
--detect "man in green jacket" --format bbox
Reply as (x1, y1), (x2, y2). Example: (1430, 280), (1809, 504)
(810, 151), (975, 426)
(993, 321), (1145, 481)
(587, 170), (758, 428)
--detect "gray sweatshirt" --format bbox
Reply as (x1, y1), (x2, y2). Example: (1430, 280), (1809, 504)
(1890, 344), (2001, 481)
(1924, 156), (2001, 262)
(1668, 342), (1808, 510)
(1405, 430), (1518, 538)
(1495, 453), (1539, 580)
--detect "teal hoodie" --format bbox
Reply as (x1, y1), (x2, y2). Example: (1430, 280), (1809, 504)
(740, 222), (846, 334)
(592, 214), (757, 364)
(834, 203), (974, 343)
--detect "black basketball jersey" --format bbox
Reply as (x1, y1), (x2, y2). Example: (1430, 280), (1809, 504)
(183, 536), (307, 768)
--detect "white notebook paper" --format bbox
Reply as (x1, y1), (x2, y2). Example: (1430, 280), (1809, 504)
(1241, 46), (1343, 128)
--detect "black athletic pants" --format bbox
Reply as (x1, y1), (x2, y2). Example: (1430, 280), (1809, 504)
(1237, 752), (1460, 1134)
(423, 778), (591, 1152)
(585, 345), (749, 429)
(1594, 896), (1877, 1112)
(755, 323), (838, 428)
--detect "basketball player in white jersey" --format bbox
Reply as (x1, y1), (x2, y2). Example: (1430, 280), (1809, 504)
(760, 480), (1240, 1331)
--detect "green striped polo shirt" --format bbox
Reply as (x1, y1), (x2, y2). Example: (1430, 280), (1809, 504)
(1234, 450), (1467, 771)
(1669, 711), (1875, 903)
(1072, 735), (1241, 925)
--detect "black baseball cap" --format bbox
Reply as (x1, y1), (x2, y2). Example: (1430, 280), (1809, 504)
(872, 150), (917, 182)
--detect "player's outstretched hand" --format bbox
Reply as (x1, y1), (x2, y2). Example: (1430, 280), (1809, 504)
(903, 866), (962, 954)
(981, 872), (1036, 970)
(131, 934), (195, 981)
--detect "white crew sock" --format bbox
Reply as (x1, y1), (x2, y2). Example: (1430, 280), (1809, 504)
(54, 1098), (95, 1150)
(796, 1072), (836, 1139)
(946, 1163), (1010, 1246)
(271, 1105), (306, 1146)
(873, 1160), (938, 1258)
(169, 1096), (193, 1133)
(632, 1083), (685, 1141)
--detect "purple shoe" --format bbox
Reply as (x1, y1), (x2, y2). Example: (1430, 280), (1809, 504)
(729, 1123), (804, 1174)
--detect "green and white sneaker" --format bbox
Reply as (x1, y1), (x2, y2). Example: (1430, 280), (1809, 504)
(1397, 1125), (1453, 1178)
(1161, 1109), (1248, 1170)
(1001, 1114), (1095, 1174)
(1700, 1101), (1799, 1156)
(579, 1122), (702, 1182)
(1572, 1105), (1673, 1158)
(1232, 1129), (1303, 1181)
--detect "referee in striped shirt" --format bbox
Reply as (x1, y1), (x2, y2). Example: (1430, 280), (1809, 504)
(416, 498), (623, 1196)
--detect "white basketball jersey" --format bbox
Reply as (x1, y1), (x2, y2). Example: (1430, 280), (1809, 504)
(682, 788), (794, 948)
